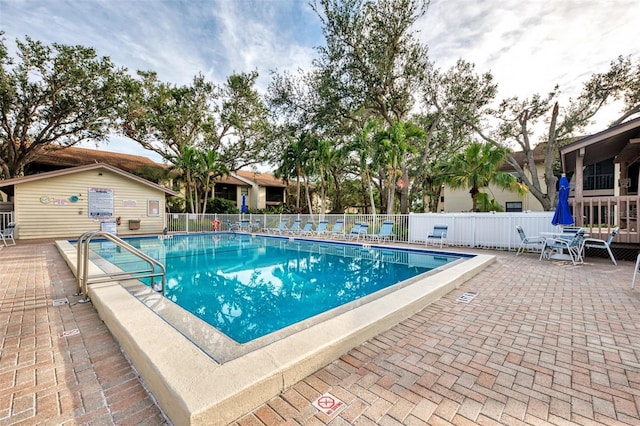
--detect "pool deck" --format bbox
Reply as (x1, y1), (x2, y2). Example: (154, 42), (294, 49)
(2, 239), (640, 424)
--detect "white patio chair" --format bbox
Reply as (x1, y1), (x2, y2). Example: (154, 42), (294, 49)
(426, 225), (447, 247)
(582, 227), (618, 265)
(516, 225), (545, 255)
(0, 222), (16, 246)
(632, 252), (640, 289)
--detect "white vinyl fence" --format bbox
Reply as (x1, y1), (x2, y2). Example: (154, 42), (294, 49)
(165, 211), (560, 251)
(408, 212), (557, 250)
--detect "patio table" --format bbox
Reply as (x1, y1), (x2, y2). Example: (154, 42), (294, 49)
(540, 231), (588, 261)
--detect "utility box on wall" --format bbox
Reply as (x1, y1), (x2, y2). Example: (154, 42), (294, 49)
(128, 219), (141, 230)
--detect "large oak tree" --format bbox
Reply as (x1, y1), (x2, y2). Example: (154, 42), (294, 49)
(0, 36), (126, 178)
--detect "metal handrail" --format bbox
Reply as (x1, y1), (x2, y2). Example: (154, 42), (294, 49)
(76, 231), (166, 303)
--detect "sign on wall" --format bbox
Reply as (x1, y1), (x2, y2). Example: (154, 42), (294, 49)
(147, 199), (160, 216)
(88, 188), (114, 218)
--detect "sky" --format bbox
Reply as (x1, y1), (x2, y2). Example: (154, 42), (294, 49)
(1, 0), (639, 164)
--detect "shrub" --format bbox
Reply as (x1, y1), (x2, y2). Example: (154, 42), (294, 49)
(207, 198), (239, 214)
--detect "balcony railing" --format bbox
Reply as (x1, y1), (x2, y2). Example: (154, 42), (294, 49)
(570, 195), (640, 243)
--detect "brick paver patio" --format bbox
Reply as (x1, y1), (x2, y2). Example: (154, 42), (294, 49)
(2, 240), (640, 425)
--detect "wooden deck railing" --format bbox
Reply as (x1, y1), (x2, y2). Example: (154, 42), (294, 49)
(570, 195), (640, 243)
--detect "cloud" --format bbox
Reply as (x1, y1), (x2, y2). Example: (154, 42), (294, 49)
(421, 0), (640, 103)
(2, 0), (639, 155)
(207, 0), (318, 89)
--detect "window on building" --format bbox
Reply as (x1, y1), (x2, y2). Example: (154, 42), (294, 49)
(583, 158), (614, 191)
(627, 163), (639, 194)
(510, 172), (523, 183)
(265, 187), (284, 204)
(215, 185), (237, 201)
(505, 202), (523, 212)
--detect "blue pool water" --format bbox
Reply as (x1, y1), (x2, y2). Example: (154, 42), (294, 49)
(88, 234), (468, 343)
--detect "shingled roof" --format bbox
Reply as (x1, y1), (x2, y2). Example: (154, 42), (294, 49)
(0, 163), (178, 196)
(29, 146), (166, 174)
(234, 170), (288, 188)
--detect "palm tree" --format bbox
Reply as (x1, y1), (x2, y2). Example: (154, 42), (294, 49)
(352, 119), (380, 216)
(274, 135), (308, 211)
(373, 121), (423, 214)
(170, 145), (200, 213)
(436, 142), (527, 212)
(305, 137), (332, 216)
(193, 149), (228, 214)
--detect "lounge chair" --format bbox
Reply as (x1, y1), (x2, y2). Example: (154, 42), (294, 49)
(516, 225), (545, 255)
(265, 220), (288, 234)
(345, 222), (363, 240)
(357, 222), (369, 240)
(540, 228), (586, 265)
(369, 220), (395, 242)
(326, 220), (344, 238)
(426, 224), (447, 247)
(286, 219), (302, 234)
(312, 220), (329, 236)
(237, 219), (252, 231)
(296, 221), (314, 235)
(583, 227), (618, 265)
(0, 222), (16, 246)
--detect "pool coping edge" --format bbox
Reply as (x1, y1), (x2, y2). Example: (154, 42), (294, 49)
(55, 239), (494, 425)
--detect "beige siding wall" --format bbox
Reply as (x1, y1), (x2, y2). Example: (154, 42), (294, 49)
(256, 186), (266, 210)
(14, 169), (167, 240)
(441, 164), (547, 212)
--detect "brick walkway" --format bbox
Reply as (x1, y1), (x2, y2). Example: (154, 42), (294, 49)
(2, 241), (640, 425)
(0, 241), (166, 425)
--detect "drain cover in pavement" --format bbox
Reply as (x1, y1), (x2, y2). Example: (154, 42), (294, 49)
(457, 292), (478, 303)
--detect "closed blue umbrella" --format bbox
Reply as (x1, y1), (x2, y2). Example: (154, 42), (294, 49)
(552, 174), (574, 226)
(241, 194), (247, 213)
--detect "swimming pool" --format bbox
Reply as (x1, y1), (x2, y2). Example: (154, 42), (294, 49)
(88, 233), (468, 343)
(58, 235), (493, 424)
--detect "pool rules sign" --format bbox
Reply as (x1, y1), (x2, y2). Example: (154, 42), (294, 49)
(312, 393), (345, 416)
(88, 187), (114, 218)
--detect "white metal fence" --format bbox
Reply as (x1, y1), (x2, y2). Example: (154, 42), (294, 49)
(165, 211), (559, 251)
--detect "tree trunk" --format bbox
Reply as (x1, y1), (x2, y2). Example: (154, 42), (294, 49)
(400, 161), (409, 214)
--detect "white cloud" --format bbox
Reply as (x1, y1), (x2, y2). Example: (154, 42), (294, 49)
(421, 0), (640, 103)
(2, 0), (639, 158)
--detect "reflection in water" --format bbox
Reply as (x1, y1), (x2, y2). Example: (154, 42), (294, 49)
(90, 234), (460, 343)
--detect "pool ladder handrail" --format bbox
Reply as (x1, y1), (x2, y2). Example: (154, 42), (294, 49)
(76, 231), (166, 303)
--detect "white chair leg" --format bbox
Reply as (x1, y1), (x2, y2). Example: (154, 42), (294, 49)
(606, 247), (617, 265)
(633, 253), (640, 289)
